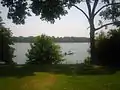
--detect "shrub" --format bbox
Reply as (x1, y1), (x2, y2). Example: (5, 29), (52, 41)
(95, 28), (120, 67)
(26, 34), (64, 64)
(84, 56), (91, 65)
(0, 27), (15, 64)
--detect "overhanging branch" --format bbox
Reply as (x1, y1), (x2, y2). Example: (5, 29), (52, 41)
(86, 0), (92, 17)
(92, 0), (99, 15)
(72, 4), (89, 20)
(94, 3), (120, 17)
(95, 21), (120, 31)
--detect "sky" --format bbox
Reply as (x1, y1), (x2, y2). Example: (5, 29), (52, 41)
(0, 1), (110, 37)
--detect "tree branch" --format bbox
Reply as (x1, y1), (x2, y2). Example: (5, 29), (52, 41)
(86, 0), (92, 17)
(72, 4), (89, 20)
(95, 21), (120, 31)
(94, 3), (120, 17)
(92, 0), (99, 15)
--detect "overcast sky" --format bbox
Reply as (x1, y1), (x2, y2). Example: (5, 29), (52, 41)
(0, 1), (110, 37)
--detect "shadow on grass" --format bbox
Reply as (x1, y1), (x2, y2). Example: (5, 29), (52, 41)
(0, 65), (36, 78)
(0, 64), (117, 78)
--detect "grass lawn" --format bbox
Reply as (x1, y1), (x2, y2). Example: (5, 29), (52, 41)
(0, 64), (120, 90)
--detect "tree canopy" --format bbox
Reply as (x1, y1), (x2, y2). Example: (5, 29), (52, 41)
(0, 0), (119, 25)
(0, 13), (15, 64)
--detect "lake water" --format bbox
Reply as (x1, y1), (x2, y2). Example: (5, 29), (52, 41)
(13, 43), (90, 64)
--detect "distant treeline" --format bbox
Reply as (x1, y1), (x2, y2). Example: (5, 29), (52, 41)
(12, 36), (90, 43)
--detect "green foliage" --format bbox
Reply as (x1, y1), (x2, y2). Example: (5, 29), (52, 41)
(0, 13), (15, 64)
(84, 56), (91, 65)
(95, 28), (120, 67)
(100, 0), (120, 27)
(1, 0), (120, 25)
(26, 34), (64, 64)
(0, 27), (15, 64)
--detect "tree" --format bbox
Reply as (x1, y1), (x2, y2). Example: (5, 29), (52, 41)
(0, 11), (4, 28)
(1, 0), (120, 64)
(0, 13), (15, 64)
(95, 28), (120, 67)
(26, 34), (64, 64)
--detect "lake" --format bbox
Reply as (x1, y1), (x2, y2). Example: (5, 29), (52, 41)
(13, 43), (90, 64)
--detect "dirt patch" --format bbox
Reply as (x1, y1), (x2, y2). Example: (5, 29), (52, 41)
(21, 74), (56, 90)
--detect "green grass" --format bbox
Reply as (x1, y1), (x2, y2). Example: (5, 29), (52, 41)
(0, 64), (120, 90)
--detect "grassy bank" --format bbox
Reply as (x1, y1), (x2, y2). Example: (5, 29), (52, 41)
(0, 64), (119, 90)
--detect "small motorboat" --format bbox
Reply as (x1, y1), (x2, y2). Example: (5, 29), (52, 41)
(64, 50), (74, 55)
(68, 50), (74, 55)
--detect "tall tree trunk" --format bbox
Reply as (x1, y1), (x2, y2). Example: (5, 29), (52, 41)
(90, 26), (97, 64)
(88, 15), (97, 64)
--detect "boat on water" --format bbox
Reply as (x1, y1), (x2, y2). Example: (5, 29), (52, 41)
(64, 50), (74, 55)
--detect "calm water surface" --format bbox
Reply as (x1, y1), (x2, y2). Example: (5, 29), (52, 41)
(13, 43), (89, 64)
